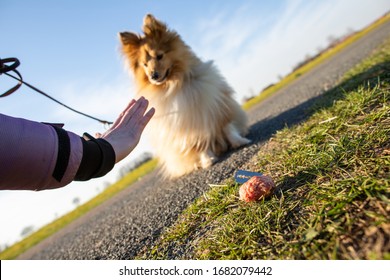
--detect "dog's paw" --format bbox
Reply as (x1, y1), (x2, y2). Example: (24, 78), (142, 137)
(225, 123), (251, 149)
(231, 137), (251, 149)
(200, 151), (217, 169)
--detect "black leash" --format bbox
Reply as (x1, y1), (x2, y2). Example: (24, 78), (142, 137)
(0, 57), (113, 125)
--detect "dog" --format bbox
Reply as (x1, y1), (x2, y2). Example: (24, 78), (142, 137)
(120, 14), (250, 178)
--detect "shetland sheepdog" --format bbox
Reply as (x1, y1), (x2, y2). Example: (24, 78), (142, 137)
(120, 14), (250, 178)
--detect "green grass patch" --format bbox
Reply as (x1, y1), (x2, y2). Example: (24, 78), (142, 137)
(141, 37), (390, 260)
(0, 158), (157, 260)
(242, 13), (390, 111)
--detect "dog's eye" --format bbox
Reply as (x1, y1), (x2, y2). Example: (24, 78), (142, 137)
(156, 54), (163, 60)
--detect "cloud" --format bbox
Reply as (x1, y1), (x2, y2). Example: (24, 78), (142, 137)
(48, 72), (136, 134)
(189, 0), (389, 103)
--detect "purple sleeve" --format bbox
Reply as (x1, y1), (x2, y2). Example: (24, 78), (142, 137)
(0, 114), (83, 191)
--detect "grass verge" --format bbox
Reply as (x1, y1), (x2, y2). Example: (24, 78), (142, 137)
(141, 37), (390, 260)
(0, 159), (157, 260)
(242, 13), (390, 111)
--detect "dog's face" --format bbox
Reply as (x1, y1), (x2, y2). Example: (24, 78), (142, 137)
(120, 14), (180, 86)
(139, 39), (172, 85)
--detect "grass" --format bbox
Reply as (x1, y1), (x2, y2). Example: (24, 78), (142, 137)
(140, 37), (390, 260)
(0, 159), (157, 260)
(242, 12), (390, 111)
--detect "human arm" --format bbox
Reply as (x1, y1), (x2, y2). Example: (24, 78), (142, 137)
(0, 113), (83, 190)
(0, 97), (154, 191)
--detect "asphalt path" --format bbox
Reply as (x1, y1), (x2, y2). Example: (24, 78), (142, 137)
(18, 20), (390, 259)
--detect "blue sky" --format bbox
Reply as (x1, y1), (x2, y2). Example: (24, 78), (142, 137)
(1, 0), (389, 247)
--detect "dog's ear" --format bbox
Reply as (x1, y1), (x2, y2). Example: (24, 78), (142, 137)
(142, 14), (167, 35)
(119, 32), (141, 47)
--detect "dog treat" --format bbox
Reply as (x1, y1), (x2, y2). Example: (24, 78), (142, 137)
(239, 175), (275, 202)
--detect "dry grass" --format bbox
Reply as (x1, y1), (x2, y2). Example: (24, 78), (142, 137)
(141, 37), (390, 260)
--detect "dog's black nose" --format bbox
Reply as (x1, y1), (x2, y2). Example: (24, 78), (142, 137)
(151, 71), (159, 80)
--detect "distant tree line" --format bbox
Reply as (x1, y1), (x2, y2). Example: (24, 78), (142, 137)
(242, 27), (357, 104)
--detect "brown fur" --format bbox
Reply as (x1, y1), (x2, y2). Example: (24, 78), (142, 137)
(120, 14), (250, 178)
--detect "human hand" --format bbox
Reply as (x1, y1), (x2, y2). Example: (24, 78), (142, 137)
(98, 97), (155, 163)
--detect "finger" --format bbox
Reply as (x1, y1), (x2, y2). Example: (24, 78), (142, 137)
(123, 97), (149, 125)
(111, 99), (137, 129)
(130, 106), (155, 137)
(139, 107), (155, 128)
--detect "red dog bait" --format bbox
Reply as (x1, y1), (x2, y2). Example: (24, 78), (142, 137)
(239, 175), (275, 202)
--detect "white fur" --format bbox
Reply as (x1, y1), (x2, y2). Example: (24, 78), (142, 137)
(121, 15), (250, 178)
(139, 61), (250, 178)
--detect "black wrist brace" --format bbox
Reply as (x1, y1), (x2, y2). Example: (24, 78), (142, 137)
(75, 133), (116, 181)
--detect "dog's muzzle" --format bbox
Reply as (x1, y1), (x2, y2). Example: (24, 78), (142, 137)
(150, 69), (170, 85)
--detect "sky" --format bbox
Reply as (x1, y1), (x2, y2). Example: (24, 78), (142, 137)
(1, 0), (389, 248)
